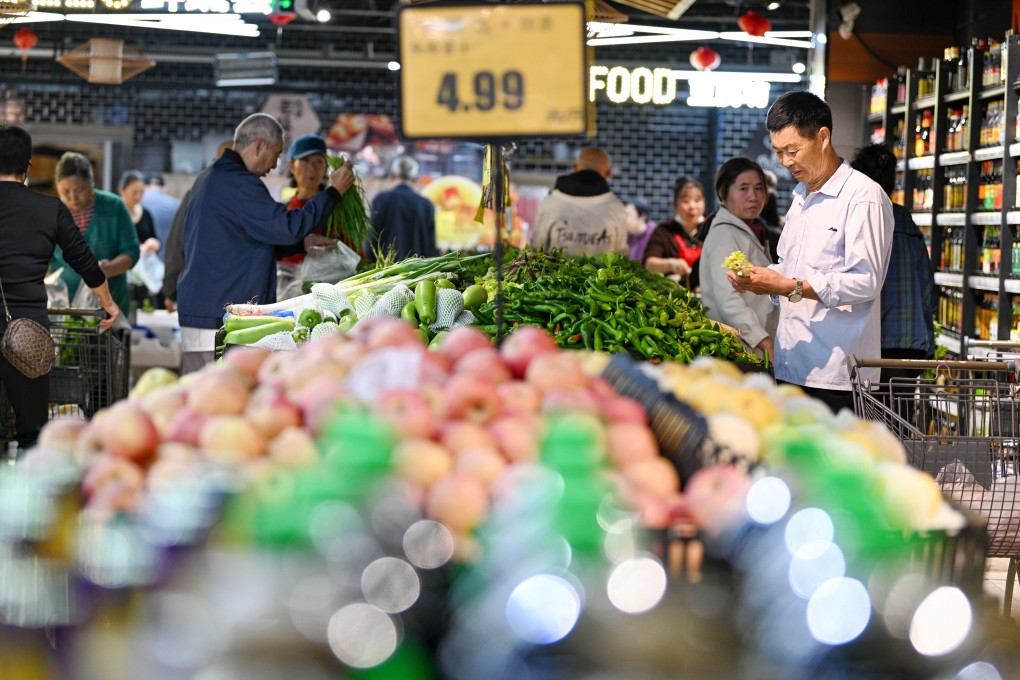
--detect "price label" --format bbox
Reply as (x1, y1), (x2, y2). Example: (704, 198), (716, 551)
(397, 2), (588, 139)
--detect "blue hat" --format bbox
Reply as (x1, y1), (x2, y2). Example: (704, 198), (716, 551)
(289, 134), (327, 160)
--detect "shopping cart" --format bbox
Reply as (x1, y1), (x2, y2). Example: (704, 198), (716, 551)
(47, 308), (130, 419)
(849, 354), (1020, 615)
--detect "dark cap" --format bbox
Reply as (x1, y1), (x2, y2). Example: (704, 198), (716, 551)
(289, 134), (327, 160)
(143, 172), (165, 186)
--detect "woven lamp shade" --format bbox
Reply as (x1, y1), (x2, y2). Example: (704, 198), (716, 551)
(0, 0), (35, 29)
(57, 38), (154, 85)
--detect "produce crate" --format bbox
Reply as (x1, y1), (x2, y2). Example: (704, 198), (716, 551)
(48, 309), (130, 418)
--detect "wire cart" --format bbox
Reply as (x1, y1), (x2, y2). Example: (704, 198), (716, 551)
(849, 354), (1020, 616)
(48, 308), (130, 419)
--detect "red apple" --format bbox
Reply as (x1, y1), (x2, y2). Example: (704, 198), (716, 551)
(393, 438), (454, 487)
(439, 326), (494, 364)
(187, 367), (250, 415)
(82, 454), (145, 499)
(599, 396), (648, 425)
(283, 354), (352, 395)
(417, 347), (453, 386)
(621, 457), (679, 499)
(526, 352), (589, 393)
(426, 473), (489, 533)
(496, 380), (542, 416)
(198, 415), (267, 465)
(685, 464), (752, 538)
(366, 317), (426, 351)
(500, 326), (559, 378)
(245, 385), (302, 438)
(164, 407), (210, 447)
(98, 402), (160, 461)
(222, 346), (272, 384)
(267, 426), (319, 468)
(541, 388), (601, 416)
(440, 421), (499, 453)
(256, 350), (293, 390)
(84, 479), (143, 523)
(489, 415), (540, 462)
(607, 421), (659, 467)
(375, 389), (436, 440)
(289, 377), (355, 435)
(588, 377), (618, 400)
(441, 374), (501, 424)
(37, 419), (88, 450)
(453, 348), (511, 384)
(455, 446), (506, 486)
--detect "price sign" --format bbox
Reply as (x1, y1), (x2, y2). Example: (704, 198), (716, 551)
(397, 2), (588, 139)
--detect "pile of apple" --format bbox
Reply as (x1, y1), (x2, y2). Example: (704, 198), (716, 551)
(22, 320), (685, 540)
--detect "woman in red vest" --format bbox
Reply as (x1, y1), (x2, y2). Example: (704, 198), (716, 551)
(643, 176), (706, 289)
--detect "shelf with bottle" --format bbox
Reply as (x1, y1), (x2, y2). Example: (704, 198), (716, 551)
(941, 166), (968, 211)
(1007, 279), (1020, 294)
(937, 212), (967, 225)
(911, 107), (937, 158)
(910, 168), (935, 211)
(937, 225), (966, 272)
(912, 212), (932, 226)
(977, 98), (1006, 148)
(936, 286), (964, 334)
(934, 271), (964, 286)
(1011, 295), (1020, 339)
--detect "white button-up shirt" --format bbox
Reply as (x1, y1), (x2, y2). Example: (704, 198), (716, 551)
(770, 160), (894, 390)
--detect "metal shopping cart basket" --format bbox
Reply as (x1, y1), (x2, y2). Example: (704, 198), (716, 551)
(47, 308), (130, 419)
(849, 354), (1020, 615)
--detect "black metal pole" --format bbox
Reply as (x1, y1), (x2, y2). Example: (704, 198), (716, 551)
(492, 143), (506, 345)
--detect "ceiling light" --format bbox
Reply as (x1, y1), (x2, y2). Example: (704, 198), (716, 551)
(214, 51), (277, 87)
(767, 1), (780, 9)
(816, 33), (828, 44)
(64, 12), (260, 37)
(315, 7), (328, 22)
(718, 32), (813, 48)
(387, 61), (400, 71)
(792, 62), (806, 73)
(7, 9), (62, 22)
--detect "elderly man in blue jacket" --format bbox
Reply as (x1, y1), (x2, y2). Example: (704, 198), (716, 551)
(177, 113), (354, 372)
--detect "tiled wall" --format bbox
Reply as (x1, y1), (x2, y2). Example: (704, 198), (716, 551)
(2, 34), (800, 223)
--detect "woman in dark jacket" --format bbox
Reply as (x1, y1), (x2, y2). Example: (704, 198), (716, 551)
(643, 176), (706, 289)
(0, 125), (120, 450)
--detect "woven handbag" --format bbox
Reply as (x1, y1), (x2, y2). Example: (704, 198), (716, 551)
(0, 273), (54, 379)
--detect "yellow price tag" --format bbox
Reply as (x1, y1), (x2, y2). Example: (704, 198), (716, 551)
(397, 2), (588, 139)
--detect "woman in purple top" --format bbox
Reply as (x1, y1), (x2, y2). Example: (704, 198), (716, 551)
(624, 197), (655, 262)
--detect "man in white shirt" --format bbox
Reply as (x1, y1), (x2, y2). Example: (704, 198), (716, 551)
(528, 147), (628, 257)
(729, 91), (893, 413)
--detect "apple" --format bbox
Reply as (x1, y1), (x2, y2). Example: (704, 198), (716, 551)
(621, 457), (680, 499)
(84, 479), (143, 523)
(392, 438), (454, 487)
(289, 377), (355, 435)
(256, 350), (293, 390)
(454, 348), (512, 384)
(455, 446), (506, 486)
(164, 407), (210, 447)
(525, 352), (589, 393)
(198, 415), (267, 465)
(426, 473), (489, 533)
(606, 421), (659, 467)
(222, 346), (272, 383)
(499, 326), (559, 378)
(245, 386), (302, 439)
(128, 367), (179, 400)
(598, 396), (648, 425)
(146, 457), (201, 493)
(588, 377), (619, 400)
(82, 454), (145, 499)
(439, 421), (499, 454)
(440, 374), (501, 424)
(488, 416), (540, 462)
(187, 367), (250, 416)
(541, 388), (600, 416)
(365, 318), (426, 351)
(37, 419), (88, 450)
(282, 354), (353, 395)
(417, 347), (453, 386)
(154, 442), (200, 464)
(267, 426), (319, 469)
(685, 464), (752, 539)
(496, 381), (542, 416)
(98, 402), (160, 461)
(439, 327), (494, 364)
(374, 389), (436, 440)
(72, 422), (105, 468)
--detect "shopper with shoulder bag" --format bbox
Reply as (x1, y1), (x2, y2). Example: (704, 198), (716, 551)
(0, 125), (120, 451)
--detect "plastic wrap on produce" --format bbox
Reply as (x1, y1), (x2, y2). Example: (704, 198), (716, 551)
(250, 331), (298, 351)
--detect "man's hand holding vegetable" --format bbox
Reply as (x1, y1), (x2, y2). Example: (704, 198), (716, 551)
(328, 164), (355, 198)
(727, 265), (817, 302)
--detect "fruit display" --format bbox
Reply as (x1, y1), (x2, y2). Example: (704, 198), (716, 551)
(469, 248), (761, 365)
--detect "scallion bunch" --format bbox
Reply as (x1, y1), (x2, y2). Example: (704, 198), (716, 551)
(325, 153), (373, 250)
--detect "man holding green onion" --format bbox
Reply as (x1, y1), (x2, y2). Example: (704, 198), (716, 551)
(176, 113), (354, 373)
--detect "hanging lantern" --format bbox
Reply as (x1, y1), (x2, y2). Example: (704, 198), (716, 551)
(56, 38), (154, 85)
(738, 10), (771, 37)
(689, 45), (721, 72)
(12, 27), (36, 73)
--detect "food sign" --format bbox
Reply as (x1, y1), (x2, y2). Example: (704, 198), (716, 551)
(397, 2), (588, 139)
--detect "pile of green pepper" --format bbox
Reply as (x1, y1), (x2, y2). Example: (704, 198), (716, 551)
(469, 249), (759, 365)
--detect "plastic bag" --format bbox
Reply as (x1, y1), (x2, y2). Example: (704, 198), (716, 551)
(300, 241), (360, 286)
(129, 251), (165, 295)
(276, 261), (304, 302)
(45, 267), (69, 310)
(70, 280), (100, 309)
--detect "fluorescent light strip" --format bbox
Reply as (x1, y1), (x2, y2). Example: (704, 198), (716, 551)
(65, 13), (259, 36)
(607, 22), (718, 39)
(589, 35), (711, 46)
(718, 32), (813, 49)
(764, 30), (814, 38)
(8, 10), (64, 22)
(673, 70), (803, 83)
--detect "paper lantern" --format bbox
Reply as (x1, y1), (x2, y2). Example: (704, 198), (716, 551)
(689, 46), (721, 72)
(13, 27), (36, 73)
(738, 10), (771, 37)
(56, 38), (154, 85)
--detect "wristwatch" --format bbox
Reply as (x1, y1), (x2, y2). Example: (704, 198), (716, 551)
(787, 278), (803, 303)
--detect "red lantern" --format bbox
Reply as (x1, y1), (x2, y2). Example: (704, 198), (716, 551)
(689, 46), (721, 72)
(267, 12), (296, 27)
(738, 10), (771, 37)
(13, 28), (37, 73)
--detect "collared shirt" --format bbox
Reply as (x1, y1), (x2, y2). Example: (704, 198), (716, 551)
(770, 159), (893, 390)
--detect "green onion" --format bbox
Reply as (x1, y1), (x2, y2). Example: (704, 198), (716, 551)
(325, 153), (372, 250)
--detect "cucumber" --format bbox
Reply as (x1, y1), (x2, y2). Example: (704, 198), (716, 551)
(415, 280), (437, 325)
(401, 301), (419, 324)
(223, 315), (290, 334)
(435, 278), (456, 290)
(224, 319), (295, 345)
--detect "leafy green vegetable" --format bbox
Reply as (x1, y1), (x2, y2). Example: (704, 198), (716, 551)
(325, 154), (372, 251)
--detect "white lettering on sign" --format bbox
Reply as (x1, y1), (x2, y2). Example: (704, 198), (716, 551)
(589, 65), (793, 108)
(589, 65), (676, 106)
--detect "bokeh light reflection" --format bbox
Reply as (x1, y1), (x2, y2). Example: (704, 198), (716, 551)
(403, 519), (455, 569)
(505, 574), (581, 644)
(746, 476), (792, 525)
(607, 556), (667, 614)
(361, 557), (420, 613)
(327, 603), (398, 668)
(788, 542), (845, 599)
(909, 587), (972, 656)
(954, 661), (1004, 679)
(806, 577), (871, 645)
(784, 508), (834, 558)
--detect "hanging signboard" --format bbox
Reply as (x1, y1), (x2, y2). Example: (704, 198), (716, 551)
(397, 2), (588, 139)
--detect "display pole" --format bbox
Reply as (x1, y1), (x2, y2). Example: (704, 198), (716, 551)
(492, 142), (507, 345)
